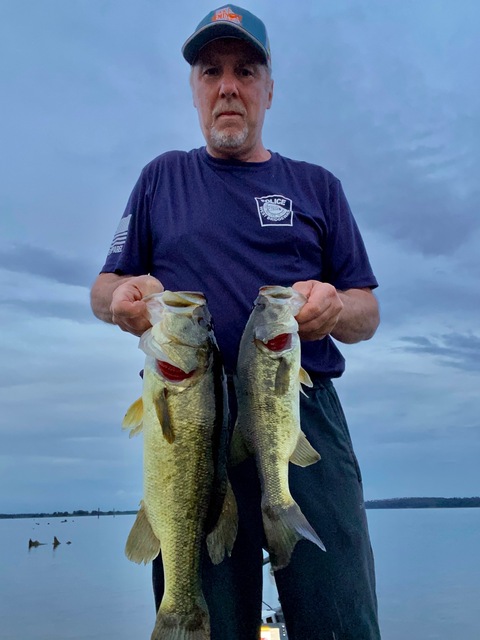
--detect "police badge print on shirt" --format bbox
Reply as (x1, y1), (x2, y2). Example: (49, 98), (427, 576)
(255, 195), (293, 227)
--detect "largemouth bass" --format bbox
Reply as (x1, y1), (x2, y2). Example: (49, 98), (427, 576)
(122, 291), (237, 640)
(233, 285), (326, 570)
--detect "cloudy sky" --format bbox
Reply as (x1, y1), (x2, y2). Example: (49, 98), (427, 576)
(1, 0), (478, 513)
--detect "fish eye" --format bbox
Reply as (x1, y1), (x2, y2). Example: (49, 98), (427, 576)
(197, 317), (212, 330)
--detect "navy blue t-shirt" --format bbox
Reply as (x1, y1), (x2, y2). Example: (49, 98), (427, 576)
(102, 147), (378, 376)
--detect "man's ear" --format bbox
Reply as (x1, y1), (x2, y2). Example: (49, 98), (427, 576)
(190, 68), (198, 109)
(266, 78), (274, 110)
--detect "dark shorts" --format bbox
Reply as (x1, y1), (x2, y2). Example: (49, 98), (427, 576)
(152, 378), (381, 640)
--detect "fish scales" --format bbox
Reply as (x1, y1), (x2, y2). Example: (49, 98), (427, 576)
(143, 369), (215, 616)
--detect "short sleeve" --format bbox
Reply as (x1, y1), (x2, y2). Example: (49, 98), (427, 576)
(100, 167), (153, 275)
(322, 178), (378, 290)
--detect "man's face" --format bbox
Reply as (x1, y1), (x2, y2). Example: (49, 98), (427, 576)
(190, 39), (274, 162)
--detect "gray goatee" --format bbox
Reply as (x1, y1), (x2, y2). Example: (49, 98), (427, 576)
(210, 125), (248, 149)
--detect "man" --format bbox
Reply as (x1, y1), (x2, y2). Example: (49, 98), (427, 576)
(91, 5), (381, 639)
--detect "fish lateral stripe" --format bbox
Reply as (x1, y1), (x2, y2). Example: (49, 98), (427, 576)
(156, 359), (195, 382)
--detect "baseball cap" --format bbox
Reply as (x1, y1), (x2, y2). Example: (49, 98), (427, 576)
(182, 5), (271, 67)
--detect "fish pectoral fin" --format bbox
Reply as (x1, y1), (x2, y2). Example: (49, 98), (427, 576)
(206, 480), (238, 565)
(229, 423), (251, 466)
(299, 367), (313, 396)
(289, 430), (321, 467)
(274, 357), (290, 396)
(155, 388), (175, 443)
(122, 397), (144, 437)
(125, 501), (161, 565)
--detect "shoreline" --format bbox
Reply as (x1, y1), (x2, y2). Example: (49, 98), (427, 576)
(2, 497), (480, 519)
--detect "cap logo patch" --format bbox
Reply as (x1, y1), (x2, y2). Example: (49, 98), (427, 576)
(255, 195), (294, 227)
(212, 7), (242, 24)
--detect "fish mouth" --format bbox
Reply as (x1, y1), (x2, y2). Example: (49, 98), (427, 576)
(259, 286), (294, 300)
(258, 286), (306, 305)
(256, 286), (307, 319)
(144, 291), (206, 312)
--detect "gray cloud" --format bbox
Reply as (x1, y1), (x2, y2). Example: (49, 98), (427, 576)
(0, 244), (96, 287)
(399, 333), (480, 372)
(0, 297), (94, 324)
(265, 2), (479, 257)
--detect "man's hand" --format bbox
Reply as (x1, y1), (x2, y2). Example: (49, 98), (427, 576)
(91, 273), (164, 336)
(293, 280), (343, 341)
(292, 280), (379, 343)
(110, 275), (164, 336)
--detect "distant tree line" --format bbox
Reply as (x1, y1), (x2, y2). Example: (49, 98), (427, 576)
(2, 498), (480, 519)
(365, 497), (480, 509)
(0, 509), (137, 519)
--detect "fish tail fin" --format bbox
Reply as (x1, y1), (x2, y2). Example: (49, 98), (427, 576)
(125, 501), (161, 564)
(206, 480), (238, 564)
(262, 502), (326, 571)
(151, 599), (210, 640)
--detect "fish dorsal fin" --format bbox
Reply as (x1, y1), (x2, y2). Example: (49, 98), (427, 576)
(274, 357), (290, 396)
(122, 397), (144, 437)
(290, 430), (321, 467)
(125, 501), (161, 564)
(206, 480), (239, 565)
(155, 388), (175, 443)
(299, 367), (313, 397)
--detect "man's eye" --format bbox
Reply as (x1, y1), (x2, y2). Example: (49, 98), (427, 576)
(238, 67), (254, 77)
(203, 67), (219, 76)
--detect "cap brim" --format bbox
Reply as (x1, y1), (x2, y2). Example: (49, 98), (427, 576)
(182, 22), (268, 65)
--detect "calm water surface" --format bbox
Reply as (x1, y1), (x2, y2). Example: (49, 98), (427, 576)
(0, 509), (478, 639)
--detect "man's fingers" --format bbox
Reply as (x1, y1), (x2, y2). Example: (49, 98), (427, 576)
(109, 276), (164, 333)
(292, 280), (344, 341)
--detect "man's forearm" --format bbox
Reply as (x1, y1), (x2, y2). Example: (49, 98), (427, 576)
(331, 288), (380, 344)
(90, 273), (134, 324)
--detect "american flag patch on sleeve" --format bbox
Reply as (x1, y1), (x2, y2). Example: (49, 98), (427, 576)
(107, 215), (131, 256)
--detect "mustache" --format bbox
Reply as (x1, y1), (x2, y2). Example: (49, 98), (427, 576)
(212, 103), (247, 118)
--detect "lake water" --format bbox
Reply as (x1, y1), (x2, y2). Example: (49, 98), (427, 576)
(0, 508), (478, 639)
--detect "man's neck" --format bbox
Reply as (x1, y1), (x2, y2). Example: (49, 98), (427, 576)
(206, 144), (271, 163)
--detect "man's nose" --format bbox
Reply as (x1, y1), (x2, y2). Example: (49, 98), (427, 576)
(219, 71), (238, 97)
